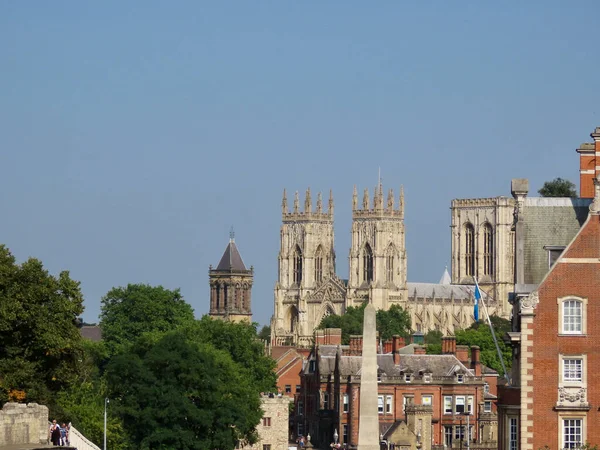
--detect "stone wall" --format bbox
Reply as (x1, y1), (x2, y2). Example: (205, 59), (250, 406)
(246, 396), (290, 450)
(0, 402), (49, 446)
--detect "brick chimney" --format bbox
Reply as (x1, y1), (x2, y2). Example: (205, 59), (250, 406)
(577, 127), (600, 198)
(471, 345), (481, 376)
(442, 336), (456, 355)
(349, 335), (363, 356)
(456, 345), (469, 364)
(414, 345), (426, 355)
(392, 335), (405, 364)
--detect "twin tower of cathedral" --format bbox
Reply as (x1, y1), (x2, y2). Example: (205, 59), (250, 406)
(209, 183), (409, 347)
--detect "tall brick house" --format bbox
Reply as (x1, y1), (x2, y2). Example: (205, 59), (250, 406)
(500, 175), (600, 450)
(297, 330), (499, 450)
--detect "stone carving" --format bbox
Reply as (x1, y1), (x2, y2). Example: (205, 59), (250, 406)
(520, 291), (539, 310)
(558, 386), (587, 406)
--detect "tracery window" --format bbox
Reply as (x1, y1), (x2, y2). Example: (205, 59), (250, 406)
(483, 223), (494, 276)
(363, 244), (374, 283)
(314, 246), (323, 284)
(293, 245), (303, 284)
(465, 223), (475, 277)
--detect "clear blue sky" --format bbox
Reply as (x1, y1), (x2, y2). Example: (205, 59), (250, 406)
(2, 1), (598, 327)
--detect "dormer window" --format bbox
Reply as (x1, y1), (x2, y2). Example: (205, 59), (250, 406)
(404, 373), (411, 383)
(424, 373), (432, 383)
(457, 374), (464, 383)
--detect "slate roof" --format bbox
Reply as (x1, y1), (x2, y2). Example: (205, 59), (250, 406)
(80, 325), (102, 342)
(215, 239), (248, 271)
(315, 345), (474, 378)
(406, 282), (481, 300)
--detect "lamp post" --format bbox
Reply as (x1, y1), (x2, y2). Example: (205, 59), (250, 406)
(334, 429), (339, 445)
(104, 398), (109, 450)
(464, 412), (471, 450)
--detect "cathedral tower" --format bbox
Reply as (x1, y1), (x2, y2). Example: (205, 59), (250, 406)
(271, 188), (344, 346)
(347, 182), (407, 309)
(209, 232), (253, 323)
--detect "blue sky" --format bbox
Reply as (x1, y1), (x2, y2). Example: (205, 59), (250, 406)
(1, 1), (598, 327)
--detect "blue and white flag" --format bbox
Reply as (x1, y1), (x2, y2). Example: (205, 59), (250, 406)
(474, 280), (481, 322)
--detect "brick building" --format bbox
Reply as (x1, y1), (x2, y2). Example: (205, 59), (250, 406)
(499, 174), (600, 450)
(296, 330), (498, 450)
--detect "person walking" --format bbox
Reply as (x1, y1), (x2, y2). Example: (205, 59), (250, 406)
(49, 420), (61, 446)
(60, 422), (69, 446)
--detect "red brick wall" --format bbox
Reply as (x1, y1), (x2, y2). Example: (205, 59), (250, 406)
(531, 214), (600, 449)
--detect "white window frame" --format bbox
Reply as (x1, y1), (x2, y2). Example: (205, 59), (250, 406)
(467, 396), (473, 414)
(343, 393), (349, 413)
(563, 359), (583, 383)
(422, 395), (432, 406)
(386, 395), (393, 414)
(455, 396), (466, 414)
(558, 296), (587, 335)
(561, 417), (585, 449)
(483, 401), (492, 413)
(405, 373), (412, 383)
(508, 416), (518, 450)
(457, 374), (464, 383)
(444, 396), (453, 414)
(378, 395), (384, 414)
(559, 354), (587, 387)
(423, 373), (432, 383)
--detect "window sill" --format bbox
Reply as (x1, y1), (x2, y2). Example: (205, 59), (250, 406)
(558, 334), (587, 337)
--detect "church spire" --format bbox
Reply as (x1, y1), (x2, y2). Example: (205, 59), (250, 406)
(305, 187), (312, 213)
(294, 191), (299, 213)
(282, 189), (288, 214)
(399, 185), (405, 219)
(316, 191), (323, 213)
(363, 188), (370, 210)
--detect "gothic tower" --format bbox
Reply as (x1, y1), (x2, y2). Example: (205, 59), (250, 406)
(209, 232), (253, 323)
(271, 188), (344, 346)
(347, 182), (407, 309)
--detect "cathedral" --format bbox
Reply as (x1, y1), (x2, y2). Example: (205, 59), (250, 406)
(270, 183), (491, 347)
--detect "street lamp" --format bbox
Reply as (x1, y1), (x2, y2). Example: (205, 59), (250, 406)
(104, 398), (109, 450)
(463, 412), (471, 450)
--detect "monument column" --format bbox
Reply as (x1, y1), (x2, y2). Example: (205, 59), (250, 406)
(357, 303), (379, 450)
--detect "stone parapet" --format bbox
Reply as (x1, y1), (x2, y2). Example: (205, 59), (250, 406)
(0, 403), (49, 447)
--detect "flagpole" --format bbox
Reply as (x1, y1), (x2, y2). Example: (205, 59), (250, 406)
(475, 278), (510, 385)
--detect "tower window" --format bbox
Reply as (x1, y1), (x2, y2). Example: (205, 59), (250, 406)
(293, 246), (303, 285)
(483, 223), (494, 276)
(363, 244), (374, 283)
(314, 247), (323, 284)
(465, 223), (475, 277)
(386, 254), (394, 283)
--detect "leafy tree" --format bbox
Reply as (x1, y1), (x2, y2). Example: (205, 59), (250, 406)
(455, 317), (512, 376)
(424, 329), (443, 355)
(538, 177), (577, 197)
(0, 245), (84, 406)
(317, 303), (411, 344)
(100, 284), (195, 355)
(185, 317), (277, 393)
(258, 325), (271, 342)
(106, 329), (264, 450)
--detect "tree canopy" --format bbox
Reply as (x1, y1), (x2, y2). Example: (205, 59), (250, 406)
(538, 177), (577, 197)
(317, 303), (411, 344)
(100, 284), (195, 355)
(0, 245), (84, 406)
(106, 321), (272, 450)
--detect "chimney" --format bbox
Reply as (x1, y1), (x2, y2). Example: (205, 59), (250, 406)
(384, 339), (393, 354)
(442, 336), (456, 355)
(324, 328), (342, 346)
(349, 335), (363, 356)
(456, 345), (469, 364)
(471, 345), (481, 376)
(414, 345), (426, 355)
(314, 330), (324, 346)
(392, 335), (404, 365)
(579, 128), (600, 198)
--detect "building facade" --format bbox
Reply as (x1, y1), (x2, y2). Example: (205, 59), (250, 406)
(498, 175), (600, 450)
(297, 332), (498, 450)
(271, 185), (489, 346)
(209, 234), (253, 322)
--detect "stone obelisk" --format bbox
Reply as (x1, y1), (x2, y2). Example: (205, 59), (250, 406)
(357, 303), (380, 450)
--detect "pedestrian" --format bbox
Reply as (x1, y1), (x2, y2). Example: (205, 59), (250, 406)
(49, 420), (61, 446)
(60, 423), (68, 446)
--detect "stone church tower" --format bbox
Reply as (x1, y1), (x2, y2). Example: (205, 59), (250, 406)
(347, 183), (407, 309)
(271, 189), (346, 346)
(209, 233), (253, 323)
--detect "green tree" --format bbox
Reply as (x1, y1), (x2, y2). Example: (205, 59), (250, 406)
(186, 317), (276, 393)
(317, 303), (411, 344)
(538, 177), (577, 197)
(455, 317), (512, 376)
(424, 329), (443, 355)
(0, 245), (84, 406)
(106, 329), (265, 450)
(100, 284), (195, 355)
(258, 325), (271, 342)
